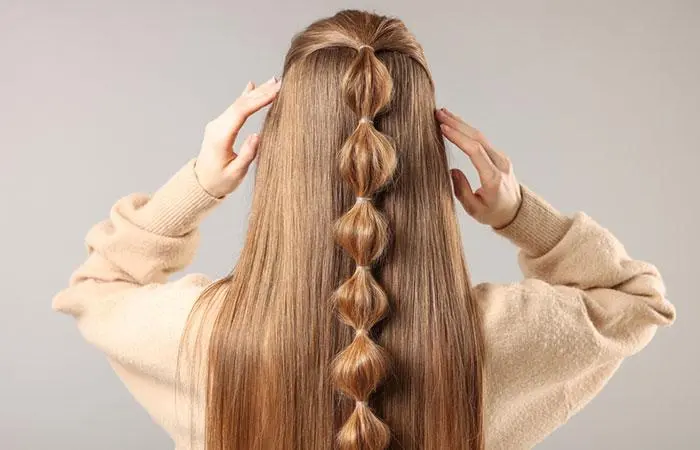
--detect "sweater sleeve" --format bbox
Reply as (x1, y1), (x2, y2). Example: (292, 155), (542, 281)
(474, 184), (677, 450)
(51, 157), (222, 441)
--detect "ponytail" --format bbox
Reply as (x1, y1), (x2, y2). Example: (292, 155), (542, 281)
(330, 43), (397, 450)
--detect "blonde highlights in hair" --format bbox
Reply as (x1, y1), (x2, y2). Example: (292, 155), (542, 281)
(178, 9), (485, 450)
(330, 43), (396, 449)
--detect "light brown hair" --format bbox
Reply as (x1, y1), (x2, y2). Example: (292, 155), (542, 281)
(179, 9), (485, 450)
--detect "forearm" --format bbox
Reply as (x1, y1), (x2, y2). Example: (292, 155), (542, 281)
(489, 183), (676, 355)
(53, 157), (223, 316)
(494, 184), (669, 298)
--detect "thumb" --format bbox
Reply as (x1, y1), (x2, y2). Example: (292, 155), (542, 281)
(450, 168), (482, 217)
(226, 133), (260, 177)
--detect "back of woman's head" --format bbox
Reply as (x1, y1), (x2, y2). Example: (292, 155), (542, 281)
(180, 8), (485, 450)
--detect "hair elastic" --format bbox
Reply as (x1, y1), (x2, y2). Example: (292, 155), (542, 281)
(355, 328), (368, 337)
(358, 116), (373, 124)
(356, 399), (368, 407)
(355, 196), (372, 203)
(356, 264), (371, 271)
(358, 44), (373, 52)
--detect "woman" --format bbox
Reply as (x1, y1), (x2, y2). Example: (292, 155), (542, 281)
(52, 9), (676, 450)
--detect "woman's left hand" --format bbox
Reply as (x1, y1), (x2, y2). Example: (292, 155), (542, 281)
(194, 76), (282, 198)
(436, 107), (522, 229)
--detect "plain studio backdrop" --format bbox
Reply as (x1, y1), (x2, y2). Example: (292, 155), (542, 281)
(1, 0), (697, 448)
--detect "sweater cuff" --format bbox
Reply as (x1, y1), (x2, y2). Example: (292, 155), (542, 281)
(138, 157), (224, 236)
(492, 184), (573, 257)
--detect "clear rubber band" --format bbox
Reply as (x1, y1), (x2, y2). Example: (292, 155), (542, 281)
(355, 328), (368, 337)
(359, 116), (373, 124)
(355, 196), (372, 203)
(356, 265), (371, 271)
(356, 400), (368, 407)
(358, 44), (373, 52)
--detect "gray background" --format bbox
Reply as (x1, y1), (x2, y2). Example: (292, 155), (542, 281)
(1, 0), (697, 448)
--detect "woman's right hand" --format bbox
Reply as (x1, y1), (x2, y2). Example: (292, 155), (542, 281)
(436, 107), (522, 229)
(194, 76), (282, 199)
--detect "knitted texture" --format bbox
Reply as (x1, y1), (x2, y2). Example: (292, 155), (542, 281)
(52, 158), (677, 449)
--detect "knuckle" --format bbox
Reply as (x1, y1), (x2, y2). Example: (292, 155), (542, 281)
(501, 156), (512, 172)
(229, 165), (248, 179)
(205, 130), (221, 143)
(484, 172), (502, 189)
(230, 108), (245, 123)
(229, 102), (243, 116)
(204, 126), (227, 146)
(204, 121), (217, 133)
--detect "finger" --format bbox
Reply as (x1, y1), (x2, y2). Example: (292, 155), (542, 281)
(436, 108), (510, 171)
(226, 133), (260, 176)
(214, 77), (281, 144)
(240, 79), (278, 105)
(450, 168), (483, 216)
(440, 123), (499, 187)
(490, 148), (512, 173)
(436, 108), (488, 144)
(240, 80), (255, 96)
(226, 76), (280, 120)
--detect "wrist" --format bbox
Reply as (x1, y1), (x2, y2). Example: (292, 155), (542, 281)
(492, 184), (573, 257)
(491, 185), (524, 230)
(139, 157), (224, 236)
(193, 159), (227, 200)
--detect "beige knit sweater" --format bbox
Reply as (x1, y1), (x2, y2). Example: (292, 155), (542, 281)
(52, 157), (677, 449)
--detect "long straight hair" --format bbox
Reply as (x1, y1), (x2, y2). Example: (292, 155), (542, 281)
(178, 9), (485, 450)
